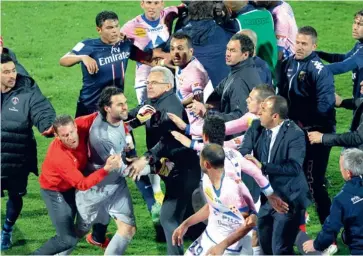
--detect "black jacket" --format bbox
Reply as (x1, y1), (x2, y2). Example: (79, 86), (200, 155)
(1, 74), (56, 178)
(128, 90), (200, 174)
(277, 52), (336, 131)
(208, 58), (262, 122)
(323, 98), (363, 150)
(178, 19), (232, 88)
(240, 119), (312, 210)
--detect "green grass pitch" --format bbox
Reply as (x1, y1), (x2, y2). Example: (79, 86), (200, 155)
(1, 1), (362, 255)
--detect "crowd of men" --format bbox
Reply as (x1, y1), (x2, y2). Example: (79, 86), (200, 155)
(1, 0), (363, 255)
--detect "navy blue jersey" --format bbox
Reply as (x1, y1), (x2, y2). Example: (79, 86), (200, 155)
(72, 38), (148, 108)
(317, 42), (363, 99)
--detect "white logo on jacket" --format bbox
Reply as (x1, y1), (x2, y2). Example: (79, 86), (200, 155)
(311, 60), (324, 75)
(351, 196), (363, 204)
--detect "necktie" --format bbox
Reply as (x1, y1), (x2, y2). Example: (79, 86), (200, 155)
(261, 129), (272, 163)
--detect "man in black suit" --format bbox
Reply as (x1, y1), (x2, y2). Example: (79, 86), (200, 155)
(240, 95), (312, 255)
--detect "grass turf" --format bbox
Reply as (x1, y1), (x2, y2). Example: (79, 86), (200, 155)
(1, 1), (362, 254)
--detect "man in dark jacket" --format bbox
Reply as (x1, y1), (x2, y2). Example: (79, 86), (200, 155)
(126, 66), (201, 255)
(308, 94), (363, 150)
(240, 95), (311, 254)
(1, 54), (56, 250)
(303, 148), (363, 255)
(277, 26), (336, 227)
(189, 33), (262, 127)
(176, 1), (232, 87)
(316, 10), (363, 101)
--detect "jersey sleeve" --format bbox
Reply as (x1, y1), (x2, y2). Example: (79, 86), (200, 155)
(238, 181), (257, 215)
(235, 151), (274, 196)
(121, 21), (143, 50)
(191, 140), (204, 152)
(53, 155), (108, 191)
(71, 40), (93, 56)
(225, 113), (253, 136)
(74, 113), (98, 135)
(223, 135), (244, 149)
(274, 15), (290, 51)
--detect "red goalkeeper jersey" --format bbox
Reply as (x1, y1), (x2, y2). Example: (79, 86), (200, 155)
(39, 113), (108, 192)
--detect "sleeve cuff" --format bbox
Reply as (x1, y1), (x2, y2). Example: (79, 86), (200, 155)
(261, 183), (274, 197)
(185, 124), (191, 135)
(190, 139), (196, 149)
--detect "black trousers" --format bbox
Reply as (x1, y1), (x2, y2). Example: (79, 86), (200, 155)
(160, 167), (202, 255)
(258, 202), (304, 255)
(304, 143), (332, 225)
(33, 189), (78, 255)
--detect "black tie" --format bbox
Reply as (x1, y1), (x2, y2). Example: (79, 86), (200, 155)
(261, 129), (272, 163)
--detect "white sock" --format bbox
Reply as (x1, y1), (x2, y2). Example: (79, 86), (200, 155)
(149, 174), (161, 194)
(253, 246), (263, 255)
(104, 233), (131, 255)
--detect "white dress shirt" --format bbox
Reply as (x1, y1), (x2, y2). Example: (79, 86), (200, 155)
(268, 121), (284, 162)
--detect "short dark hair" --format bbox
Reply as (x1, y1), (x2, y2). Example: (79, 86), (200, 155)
(266, 95), (289, 119)
(53, 115), (74, 133)
(201, 143), (225, 169)
(171, 32), (193, 49)
(1, 54), (14, 64)
(203, 115), (225, 146)
(98, 86), (124, 119)
(230, 33), (254, 57)
(354, 9), (363, 18)
(253, 84), (275, 101)
(96, 11), (118, 27)
(188, 1), (214, 21)
(298, 26), (318, 44)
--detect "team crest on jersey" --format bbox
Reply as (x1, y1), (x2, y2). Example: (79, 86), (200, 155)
(233, 137), (242, 146)
(134, 27), (147, 37)
(11, 97), (19, 105)
(193, 82), (200, 87)
(298, 71), (306, 81)
(229, 205), (239, 215)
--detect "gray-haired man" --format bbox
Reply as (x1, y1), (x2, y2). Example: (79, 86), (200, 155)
(303, 148), (363, 255)
(127, 66), (202, 255)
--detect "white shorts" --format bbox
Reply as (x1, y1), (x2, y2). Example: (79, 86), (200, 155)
(75, 183), (135, 233)
(185, 230), (252, 256)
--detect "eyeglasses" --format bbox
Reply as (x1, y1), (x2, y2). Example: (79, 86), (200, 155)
(145, 81), (170, 86)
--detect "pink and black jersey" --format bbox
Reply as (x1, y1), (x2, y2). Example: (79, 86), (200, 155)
(176, 57), (209, 140)
(270, 1), (298, 59)
(202, 173), (255, 252)
(121, 7), (178, 103)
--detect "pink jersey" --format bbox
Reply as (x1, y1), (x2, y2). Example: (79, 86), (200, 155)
(121, 7), (178, 102)
(224, 135), (244, 150)
(186, 112), (258, 139)
(270, 1), (298, 59)
(176, 57), (209, 140)
(225, 112), (258, 136)
(191, 144), (273, 196)
(202, 173), (255, 249)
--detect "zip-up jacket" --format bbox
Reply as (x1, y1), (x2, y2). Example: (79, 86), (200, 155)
(316, 41), (363, 100)
(277, 52), (336, 132)
(314, 176), (363, 255)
